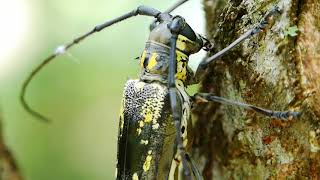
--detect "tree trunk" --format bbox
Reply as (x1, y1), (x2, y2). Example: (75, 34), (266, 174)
(192, 0), (320, 179)
(0, 114), (23, 180)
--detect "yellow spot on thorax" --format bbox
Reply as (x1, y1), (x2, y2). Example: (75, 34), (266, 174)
(140, 50), (158, 71)
(140, 51), (146, 68)
(147, 53), (158, 70)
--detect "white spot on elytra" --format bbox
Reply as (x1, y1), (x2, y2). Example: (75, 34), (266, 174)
(152, 123), (159, 130)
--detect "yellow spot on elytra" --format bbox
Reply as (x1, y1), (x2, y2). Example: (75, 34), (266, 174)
(139, 121), (144, 128)
(146, 53), (158, 70)
(139, 82), (167, 128)
(132, 173), (139, 180)
(140, 140), (149, 145)
(144, 113), (153, 123)
(143, 153), (153, 172)
(137, 128), (142, 135)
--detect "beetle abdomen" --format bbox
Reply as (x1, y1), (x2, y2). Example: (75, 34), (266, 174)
(116, 79), (177, 180)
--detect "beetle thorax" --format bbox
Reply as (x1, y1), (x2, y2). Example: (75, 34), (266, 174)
(139, 17), (202, 84)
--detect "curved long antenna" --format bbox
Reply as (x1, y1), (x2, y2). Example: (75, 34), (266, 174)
(20, 6), (162, 122)
(164, 0), (189, 13)
(20, 54), (56, 122)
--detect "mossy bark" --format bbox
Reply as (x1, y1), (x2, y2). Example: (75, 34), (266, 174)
(0, 114), (23, 180)
(192, 0), (320, 179)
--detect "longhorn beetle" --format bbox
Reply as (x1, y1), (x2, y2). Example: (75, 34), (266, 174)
(20, 0), (300, 179)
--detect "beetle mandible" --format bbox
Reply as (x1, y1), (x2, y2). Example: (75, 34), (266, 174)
(20, 0), (300, 179)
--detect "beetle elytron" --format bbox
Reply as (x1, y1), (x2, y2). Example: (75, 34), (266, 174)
(20, 0), (300, 179)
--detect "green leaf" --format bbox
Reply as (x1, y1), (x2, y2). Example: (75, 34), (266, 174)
(284, 25), (299, 37)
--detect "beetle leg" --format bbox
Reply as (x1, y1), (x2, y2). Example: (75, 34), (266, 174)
(192, 93), (300, 120)
(195, 6), (282, 78)
(170, 153), (203, 180)
(186, 154), (203, 180)
(168, 17), (192, 180)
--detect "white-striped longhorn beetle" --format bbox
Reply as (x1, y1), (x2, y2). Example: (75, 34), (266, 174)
(20, 0), (300, 179)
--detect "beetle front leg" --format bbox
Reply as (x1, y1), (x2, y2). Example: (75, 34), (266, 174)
(192, 93), (300, 120)
(168, 17), (192, 180)
(195, 6), (282, 78)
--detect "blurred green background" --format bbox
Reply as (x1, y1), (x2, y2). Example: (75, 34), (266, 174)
(0, 0), (205, 179)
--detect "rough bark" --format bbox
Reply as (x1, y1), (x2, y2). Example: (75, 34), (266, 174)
(192, 0), (320, 179)
(0, 113), (23, 180)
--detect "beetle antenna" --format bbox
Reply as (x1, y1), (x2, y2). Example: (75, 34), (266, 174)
(164, 0), (189, 13)
(20, 54), (55, 122)
(20, 6), (163, 122)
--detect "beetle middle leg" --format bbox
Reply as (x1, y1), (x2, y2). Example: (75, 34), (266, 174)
(168, 79), (203, 180)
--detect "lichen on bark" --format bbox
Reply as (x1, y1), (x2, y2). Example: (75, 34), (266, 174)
(192, 0), (320, 179)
